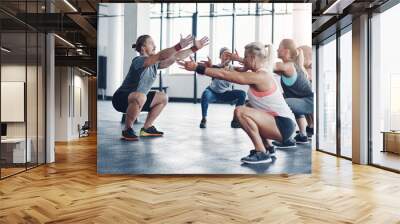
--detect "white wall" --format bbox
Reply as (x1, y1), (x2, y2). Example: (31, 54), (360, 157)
(54, 67), (89, 141)
(98, 3), (124, 97)
(98, 3), (150, 97)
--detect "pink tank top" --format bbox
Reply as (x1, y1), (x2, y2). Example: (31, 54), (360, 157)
(247, 69), (296, 122)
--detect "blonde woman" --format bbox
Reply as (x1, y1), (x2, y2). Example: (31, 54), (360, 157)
(178, 42), (296, 164)
(274, 39), (314, 145)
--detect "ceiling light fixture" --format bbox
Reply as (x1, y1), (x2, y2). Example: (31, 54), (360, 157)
(323, 0), (354, 15)
(78, 67), (93, 76)
(1, 47), (11, 53)
(54, 34), (75, 48)
(63, 0), (78, 12)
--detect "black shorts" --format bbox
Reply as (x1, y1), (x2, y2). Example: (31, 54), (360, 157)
(274, 116), (296, 142)
(112, 90), (156, 113)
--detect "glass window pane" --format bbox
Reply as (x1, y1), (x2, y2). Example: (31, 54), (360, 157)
(150, 18), (161, 50)
(371, 3), (400, 171)
(196, 17), (210, 63)
(197, 3), (210, 16)
(340, 29), (352, 158)
(213, 16), (232, 63)
(168, 3), (196, 17)
(318, 37), (337, 154)
(38, 32), (46, 165)
(235, 3), (251, 15)
(274, 13), (293, 45)
(150, 3), (161, 16)
(1, 30), (28, 177)
(235, 15), (255, 56)
(196, 16), (211, 98)
(260, 15), (272, 45)
(214, 3), (233, 15)
(27, 31), (38, 169)
(168, 18), (192, 75)
(260, 3), (272, 12)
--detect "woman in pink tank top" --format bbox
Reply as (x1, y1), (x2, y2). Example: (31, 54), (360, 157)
(178, 42), (296, 164)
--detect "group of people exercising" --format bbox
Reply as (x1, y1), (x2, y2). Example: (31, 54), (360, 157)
(112, 34), (314, 164)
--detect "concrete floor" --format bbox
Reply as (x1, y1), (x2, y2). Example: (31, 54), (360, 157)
(98, 101), (311, 174)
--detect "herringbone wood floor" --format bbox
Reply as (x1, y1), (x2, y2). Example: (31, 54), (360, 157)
(1, 135), (400, 224)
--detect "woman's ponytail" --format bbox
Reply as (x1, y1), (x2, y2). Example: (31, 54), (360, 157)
(295, 48), (304, 68)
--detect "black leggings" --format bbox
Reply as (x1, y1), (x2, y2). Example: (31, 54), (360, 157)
(112, 90), (156, 113)
(274, 116), (296, 142)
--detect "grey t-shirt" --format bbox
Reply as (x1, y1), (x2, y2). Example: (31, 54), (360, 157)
(209, 79), (233, 93)
(118, 56), (159, 94)
(281, 63), (313, 98)
(208, 64), (233, 93)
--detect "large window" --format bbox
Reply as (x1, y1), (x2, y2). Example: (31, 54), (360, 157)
(316, 26), (354, 159)
(317, 36), (337, 154)
(273, 12), (293, 45)
(235, 15), (256, 56)
(148, 2), (302, 99)
(370, 3), (400, 171)
(167, 17), (192, 75)
(213, 15), (232, 63)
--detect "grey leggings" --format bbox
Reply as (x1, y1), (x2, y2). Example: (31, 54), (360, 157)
(285, 96), (313, 119)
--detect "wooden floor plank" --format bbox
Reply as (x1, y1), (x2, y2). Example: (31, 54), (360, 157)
(0, 135), (400, 223)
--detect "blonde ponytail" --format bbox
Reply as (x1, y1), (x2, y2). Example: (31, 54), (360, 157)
(295, 48), (304, 68)
(295, 48), (308, 75)
(244, 42), (275, 72)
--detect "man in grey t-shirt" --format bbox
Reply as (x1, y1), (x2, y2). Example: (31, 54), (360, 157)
(112, 34), (209, 141)
(199, 47), (247, 129)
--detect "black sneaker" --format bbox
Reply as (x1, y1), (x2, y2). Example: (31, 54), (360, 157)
(230, 119), (241, 128)
(262, 141), (276, 157)
(266, 146), (276, 157)
(140, 126), (164, 137)
(272, 138), (297, 148)
(121, 128), (138, 141)
(306, 127), (314, 138)
(294, 134), (309, 144)
(241, 151), (272, 164)
(200, 118), (207, 129)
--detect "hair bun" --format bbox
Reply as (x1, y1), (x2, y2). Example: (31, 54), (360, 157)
(132, 44), (136, 48)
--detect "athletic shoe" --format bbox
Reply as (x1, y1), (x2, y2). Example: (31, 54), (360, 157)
(272, 138), (297, 148)
(262, 141), (276, 157)
(200, 118), (207, 129)
(266, 146), (276, 157)
(248, 147), (275, 157)
(241, 151), (272, 164)
(140, 126), (164, 137)
(121, 128), (139, 141)
(294, 134), (309, 144)
(306, 127), (314, 138)
(230, 119), (241, 128)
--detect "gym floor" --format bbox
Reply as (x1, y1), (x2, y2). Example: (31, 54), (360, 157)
(98, 100), (311, 174)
